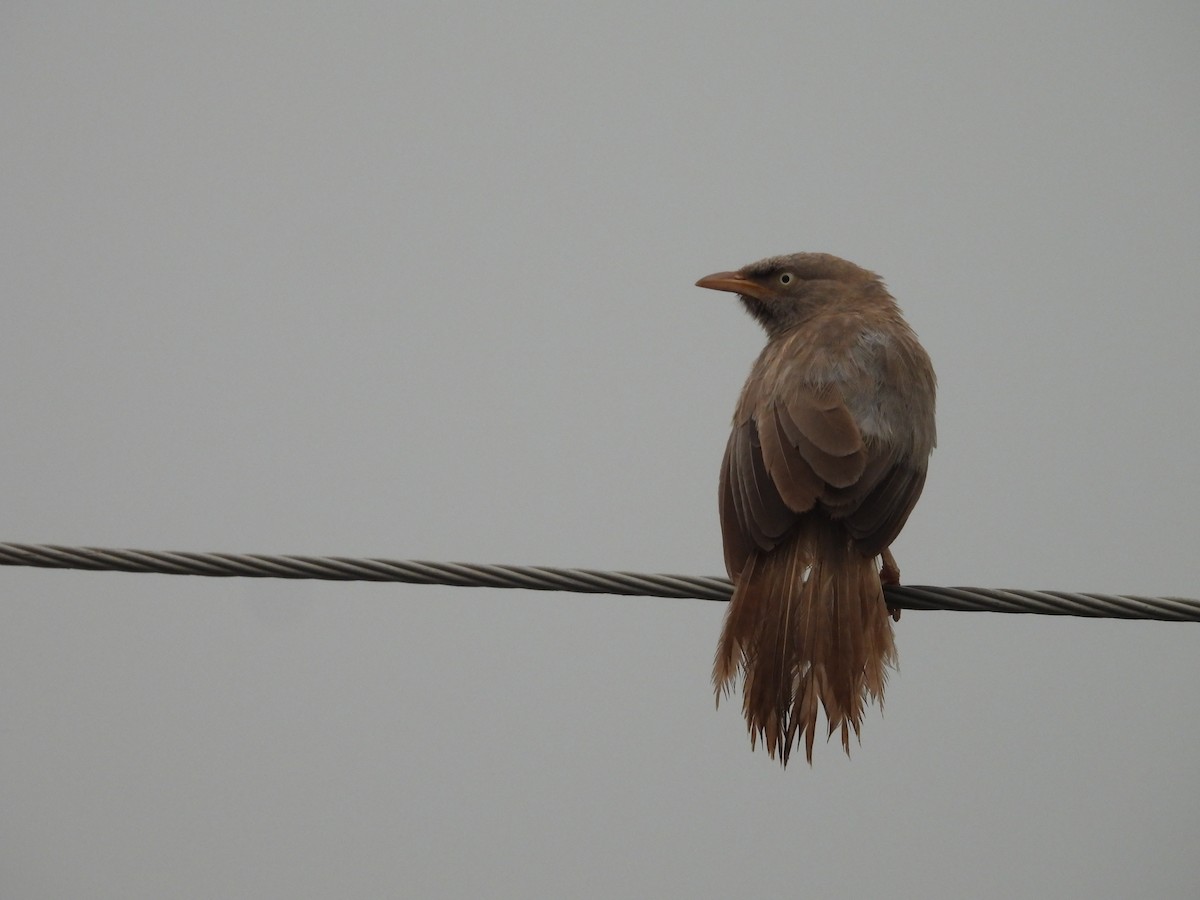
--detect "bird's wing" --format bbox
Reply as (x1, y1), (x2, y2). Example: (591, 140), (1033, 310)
(720, 382), (862, 577)
(718, 419), (793, 579)
(824, 452), (928, 556)
(721, 376), (927, 576)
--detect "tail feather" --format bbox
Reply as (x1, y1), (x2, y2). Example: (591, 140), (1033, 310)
(714, 521), (897, 765)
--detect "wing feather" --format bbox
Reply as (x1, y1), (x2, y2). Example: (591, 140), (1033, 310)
(842, 465), (928, 556)
(719, 422), (793, 578)
(720, 318), (933, 577)
(758, 405), (823, 512)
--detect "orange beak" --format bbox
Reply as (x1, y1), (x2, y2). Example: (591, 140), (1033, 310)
(695, 271), (771, 301)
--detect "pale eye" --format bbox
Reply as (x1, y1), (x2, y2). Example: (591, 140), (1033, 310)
(778, 272), (794, 285)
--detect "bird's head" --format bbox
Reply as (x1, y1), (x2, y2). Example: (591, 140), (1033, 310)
(696, 252), (882, 336)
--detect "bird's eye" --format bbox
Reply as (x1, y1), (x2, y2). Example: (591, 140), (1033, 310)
(778, 272), (794, 285)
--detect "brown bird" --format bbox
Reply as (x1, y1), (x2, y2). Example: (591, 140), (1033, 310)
(697, 252), (936, 765)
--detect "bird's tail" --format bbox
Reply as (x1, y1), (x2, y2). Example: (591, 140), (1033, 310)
(713, 521), (896, 765)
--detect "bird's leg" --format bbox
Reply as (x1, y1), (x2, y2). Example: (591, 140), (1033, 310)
(880, 547), (902, 622)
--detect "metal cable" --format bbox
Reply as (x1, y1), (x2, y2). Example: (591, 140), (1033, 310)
(0, 541), (1195, 622)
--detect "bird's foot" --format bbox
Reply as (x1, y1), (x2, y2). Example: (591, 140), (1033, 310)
(880, 547), (902, 622)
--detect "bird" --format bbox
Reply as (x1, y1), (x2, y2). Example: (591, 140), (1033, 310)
(696, 252), (936, 765)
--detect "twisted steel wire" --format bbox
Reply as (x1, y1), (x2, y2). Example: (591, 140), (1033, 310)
(0, 542), (1195, 622)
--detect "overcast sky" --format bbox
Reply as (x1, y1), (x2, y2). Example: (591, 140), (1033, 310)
(2, 3), (1198, 897)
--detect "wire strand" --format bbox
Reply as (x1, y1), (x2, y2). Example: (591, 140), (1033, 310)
(0, 541), (1195, 622)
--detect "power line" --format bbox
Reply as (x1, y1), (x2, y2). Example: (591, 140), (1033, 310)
(1, 542), (1195, 622)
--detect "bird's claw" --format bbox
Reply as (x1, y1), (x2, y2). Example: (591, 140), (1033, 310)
(880, 547), (902, 621)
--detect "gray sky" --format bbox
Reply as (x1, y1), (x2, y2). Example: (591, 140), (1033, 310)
(2, 2), (1198, 897)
